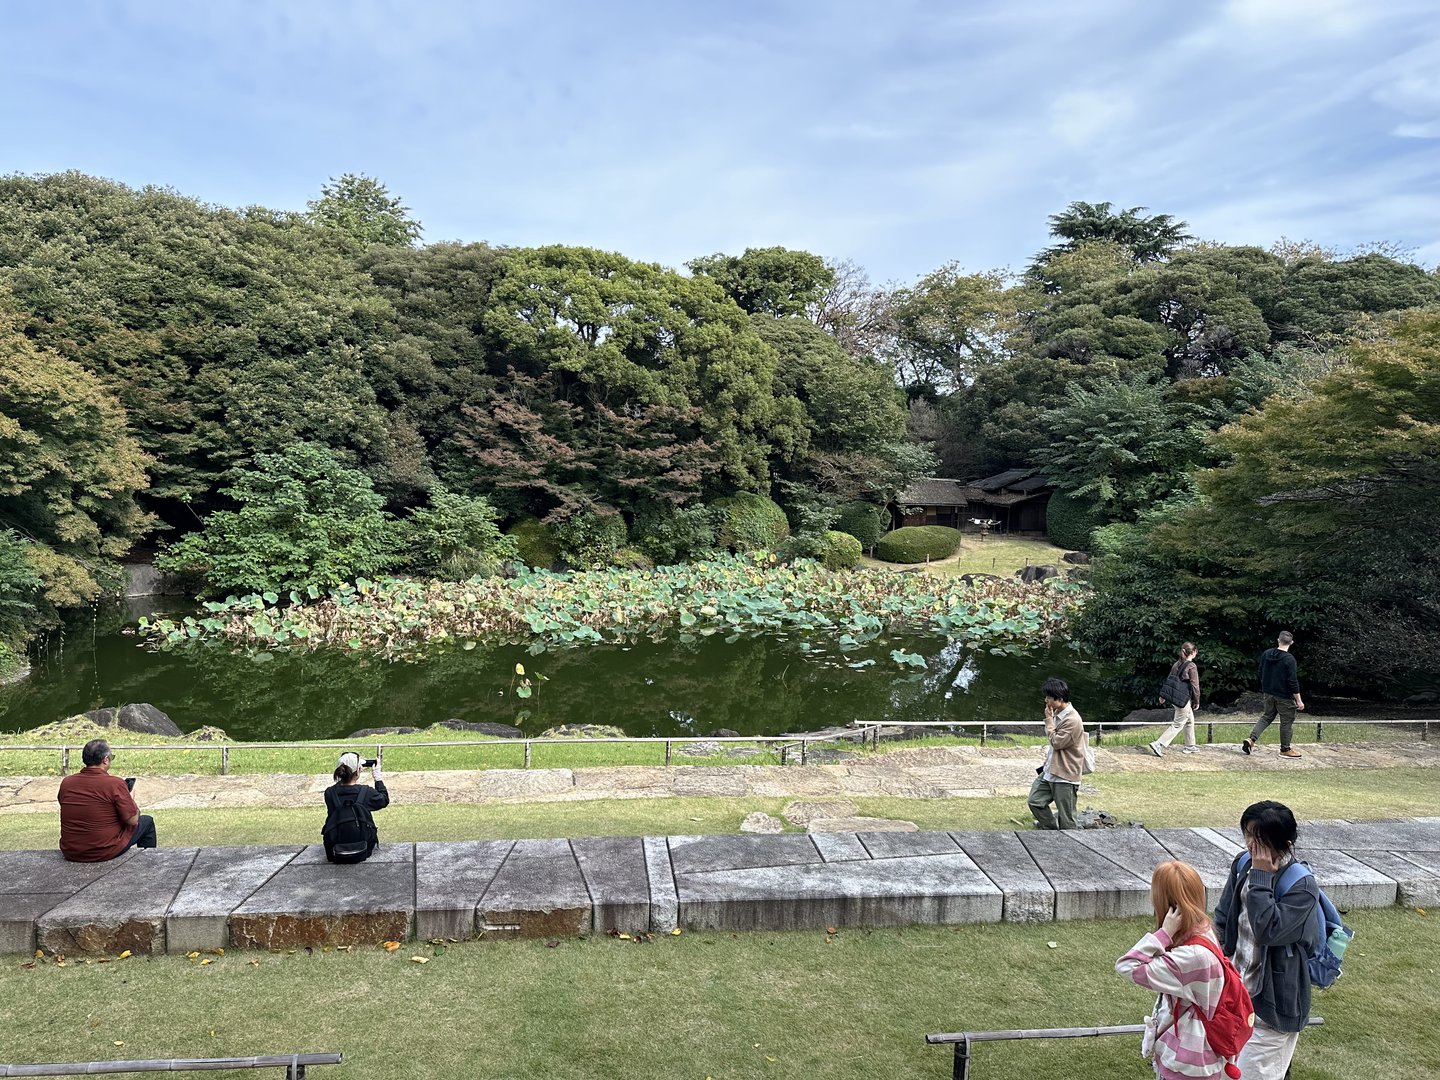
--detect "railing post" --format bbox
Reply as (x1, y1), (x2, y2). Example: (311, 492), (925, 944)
(221, 746), (229, 775)
(1206, 722), (1213, 744)
(1316, 722), (1323, 743)
(1424, 722), (1429, 741)
(954, 1035), (972, 1080)
(523, 740), (531, 768)
(376, 744), (384, 768)
(61, 746), (70, 775)
(1095, 723), (1103, 745)
(800, 739), (807, 765)
(980, 724), (987, 747)
(665, 740), (672, 766)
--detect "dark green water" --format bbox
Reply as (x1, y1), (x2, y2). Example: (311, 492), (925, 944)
(0, 601), (1133, 741)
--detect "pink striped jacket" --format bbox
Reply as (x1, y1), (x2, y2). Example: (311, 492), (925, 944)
(1116, 928), (1226, 1079)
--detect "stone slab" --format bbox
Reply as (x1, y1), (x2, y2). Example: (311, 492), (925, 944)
(1303, 819), (1440, 852)
(479, 839), (591, 938)
(810, 833), (872, 863)
(668, 768), (750, 797)
(1345, 850), (1440, 907)
(676, 852), (1002, 930)
(572, 836), (650, 933)
(1289, 847), (1397, 909)
(1148, 829), (1239, 904)
(856, 831), (959, 858)
(37, 849), (198, 955)
(642, 836), (677, 932)
(1192, 827), (1244, 857)
(165, 846), (302, 954)
(668, 834), (822, 877)
(230, 861), (415, 949)
(807, 817), (917, 833)
(0, 849), (135, 893)
(0, 894), (69, 954)
(414, 840), (513, 941)
(1067, 829), (1174, 886)
(951, 831), (1054, 922)
(290, 843), (414, 865)
(1017, 831), (1150, 920)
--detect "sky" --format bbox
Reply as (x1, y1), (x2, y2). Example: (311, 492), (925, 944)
(3, 0), (1438, 283)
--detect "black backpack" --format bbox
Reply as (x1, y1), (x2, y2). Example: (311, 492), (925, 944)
(1158, 660), (1194, 709)
(324, 786), (374, 862)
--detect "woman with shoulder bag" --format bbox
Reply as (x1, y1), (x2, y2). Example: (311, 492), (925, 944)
(1150, 642), (1201, 757)
(322, 751), (390, 864)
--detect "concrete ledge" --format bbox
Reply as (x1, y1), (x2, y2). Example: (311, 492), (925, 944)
(4, 817), (1438, 954)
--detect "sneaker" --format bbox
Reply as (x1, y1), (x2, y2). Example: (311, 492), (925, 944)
(1148, 741), (1164, 758)
(1241, 738), (1253, 755)
(1280, 748), (1303, 758)
(1181, 745), (1199, 754)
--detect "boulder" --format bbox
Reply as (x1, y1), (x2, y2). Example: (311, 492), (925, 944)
(739, 812), (785, 834)
(81, 704), (182, 738)
(958, 573), (1003, 587)
(539, 724), (626, 740)
(1062, 551), (1092, 565)
(781, 799), (858, 825)
(1122, 707), (1175, 727)
(1015, 564), (1061, 584)
(1404, 690), (1439, 706)
(347, 726), (420, 738)
(1233, 691), (1268, 712)
(1077, 806), (1123, 829)
(1065, 567), (1092, 581)
(436, 720), (525, 738)
(707, 728), (741, 738)
(185, 726), (230, 742)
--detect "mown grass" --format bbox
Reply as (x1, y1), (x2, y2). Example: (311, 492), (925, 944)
(1, 907), (1432, 1080)
(860, 534), (1068, 579)
(3, 767), (1437, 851)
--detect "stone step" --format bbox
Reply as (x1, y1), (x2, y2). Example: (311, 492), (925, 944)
(3, 817), (1438, 955)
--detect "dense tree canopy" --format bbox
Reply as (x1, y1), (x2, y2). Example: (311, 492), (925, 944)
(306, 173), (423, 247)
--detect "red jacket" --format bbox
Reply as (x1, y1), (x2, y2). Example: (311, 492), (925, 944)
(57, 766), (138, 862)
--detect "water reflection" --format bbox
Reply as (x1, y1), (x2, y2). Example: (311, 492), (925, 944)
(0, 602), (1131, 741)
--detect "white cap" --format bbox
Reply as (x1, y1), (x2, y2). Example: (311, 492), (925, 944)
(337, 752), (362, 772)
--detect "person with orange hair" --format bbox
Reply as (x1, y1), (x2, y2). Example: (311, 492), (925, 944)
(1117, 861), (1230, 1078)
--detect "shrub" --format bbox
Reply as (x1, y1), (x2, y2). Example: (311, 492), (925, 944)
(507, 518), (560, 570)
(398, 491), (515, 579)
(816, 530), (862, 570)
(609, 546), (655, 570)
(1045, 490), (1108, 551)
(632, 504), (721, 565)
(835, 501), (888, 550)
(552, 507), (627, 568)
(713, 492), (790, 552)
(872, 525), (961, 564)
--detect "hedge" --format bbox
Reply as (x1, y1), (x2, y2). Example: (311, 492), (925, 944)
(835, 501), (888, 550)
(816, 530), (863, 570)
(1045, 490), (1107, 552)
(712, 492), (790, 552)
(552, 507), (627, 568)
(507, 518), (560, 570)
(872, 525), (962, 564)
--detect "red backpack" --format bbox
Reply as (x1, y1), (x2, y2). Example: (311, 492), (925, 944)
(1168, 935), (1255, 1078)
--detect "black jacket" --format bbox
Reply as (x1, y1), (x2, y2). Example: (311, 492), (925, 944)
(1258, 648), (1300, 697)
(1213, 852), (1320, 1032)
(322, 780), (389, 846)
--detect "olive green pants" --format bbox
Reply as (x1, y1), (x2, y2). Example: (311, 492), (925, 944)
(1028, 775), (1078, 830)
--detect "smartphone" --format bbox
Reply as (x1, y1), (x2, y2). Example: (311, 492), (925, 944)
(361, 759), (378, 769)
(124, 777), (136, 792)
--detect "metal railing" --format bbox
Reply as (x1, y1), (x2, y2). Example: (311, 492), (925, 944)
(854, 717), (1430, 749)
(0, 732), (861, 776)
(926, 1018), (1323, 1079)
(0, 1052), (341, 1078)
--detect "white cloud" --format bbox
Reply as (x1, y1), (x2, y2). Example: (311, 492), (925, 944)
(1049, 90), (1136, 150)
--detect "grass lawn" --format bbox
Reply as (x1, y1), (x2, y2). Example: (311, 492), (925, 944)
(2, 908), (1432, 1080)
(861, 534), (1068, 578)
(4, 767), (1437, 850)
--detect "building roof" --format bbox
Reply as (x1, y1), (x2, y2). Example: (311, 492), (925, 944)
(972, 467), (1034, 493)
(896, 478), (969, 507)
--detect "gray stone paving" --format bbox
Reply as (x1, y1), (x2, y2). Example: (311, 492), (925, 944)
(3, 817), (1438, 955)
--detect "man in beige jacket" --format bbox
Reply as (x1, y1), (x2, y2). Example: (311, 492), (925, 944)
(1027, 677), (1085, 830)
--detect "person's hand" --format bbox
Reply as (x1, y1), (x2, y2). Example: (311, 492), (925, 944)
(1044, 701), (1056, 723)
(1247, 835), (1279, 872)
(370, 761), (384, 782)
(1161, 905), (1184, 940)
(1295, 696), (1305, 712)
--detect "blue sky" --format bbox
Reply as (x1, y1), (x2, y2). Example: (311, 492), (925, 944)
(3, 0), (1438, 282)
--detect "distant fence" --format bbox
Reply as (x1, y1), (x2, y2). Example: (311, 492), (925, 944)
(0, 717), (1428, 775)
(0, 1052), (342, 1077)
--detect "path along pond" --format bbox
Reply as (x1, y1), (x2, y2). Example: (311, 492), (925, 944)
(0, 598), (1130, 742)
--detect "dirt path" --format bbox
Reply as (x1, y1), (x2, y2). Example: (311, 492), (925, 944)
(3, 739), (1437, 815)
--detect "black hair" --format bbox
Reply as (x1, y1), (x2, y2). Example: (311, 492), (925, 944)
(82, 739), (111, 767)
(1240, 800), (1298, 854)
(333, 762), (360, 784)
(1041, 677), (1070, 703)
(1277, 630), (1294, 646)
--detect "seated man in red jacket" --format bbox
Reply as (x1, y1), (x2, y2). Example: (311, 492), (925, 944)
(57, 739), (157, 861)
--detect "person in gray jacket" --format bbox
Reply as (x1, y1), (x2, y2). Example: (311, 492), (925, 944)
(1213, 800), (1320, 1080)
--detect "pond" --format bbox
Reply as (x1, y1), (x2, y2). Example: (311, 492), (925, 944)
(0, 600), (1132, 741)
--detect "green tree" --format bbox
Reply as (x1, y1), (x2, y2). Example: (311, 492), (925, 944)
(306, 173), (423, 247)
(687, 247), (835, 317)
(398, 490), (515, 579)
(887, 266), (1016, 391)
(156, 443), (399, 595)
(1031, 201), (1192, 273)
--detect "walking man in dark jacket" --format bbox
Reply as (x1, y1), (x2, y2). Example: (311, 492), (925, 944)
(1243, 631), (1305, 758)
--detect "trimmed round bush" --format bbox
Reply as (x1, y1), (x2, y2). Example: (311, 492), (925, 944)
(609, 546), (654, 570)
(872, 525), (962, 564)
(835, 501), (888, 550)
(712, 492), (790, 552)
(552, 507), (627, 569)
(507, 518), (560, 570)
(816, 530), (862, 570)
(1045, 490), (1107, 552)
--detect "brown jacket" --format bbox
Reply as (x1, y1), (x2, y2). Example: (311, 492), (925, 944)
(57, 766), (138, 862)
(1043, 704), (1086, 783)
(1169, 658), (1201, 708)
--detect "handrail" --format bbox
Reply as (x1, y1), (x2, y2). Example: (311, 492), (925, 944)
(0, 1051), (342, 1077)
(926, 1018), (1323, 1079)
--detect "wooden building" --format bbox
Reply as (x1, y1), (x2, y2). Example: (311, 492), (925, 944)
(960, 468), (1054, 534)
(893, 478), (969, 528)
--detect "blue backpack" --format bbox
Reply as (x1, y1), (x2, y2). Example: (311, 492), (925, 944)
(1238, 853), (1353, 989)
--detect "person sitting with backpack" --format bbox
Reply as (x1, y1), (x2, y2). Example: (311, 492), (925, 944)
(322, 752), (389, 864)
(1118, 859), (1251, 1079)
(1213, 800), (1321, 1080)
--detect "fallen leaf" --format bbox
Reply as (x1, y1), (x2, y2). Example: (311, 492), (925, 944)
(114, 1042), (124, 1047)
(20, 961), (35, 970)
(1046, 941), (1059, 949)
(767, 1057), (777, 1063)
(410, 956), (429, 964)
(617, 933), (632, 941)
(186, 951), (201, 960)
(249, 960), (260, 967)
(546, 939), (561, 948)
(117, 950), (132, 960)
(382, 941), (401, 951)
(33, 950), (42, 959)
(209, 947), (224, 956)
(199, 958), (214, 966)
(670, 928), (682, 936)
(55, 960), (67, 968)
(826, 927), (837, 934)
